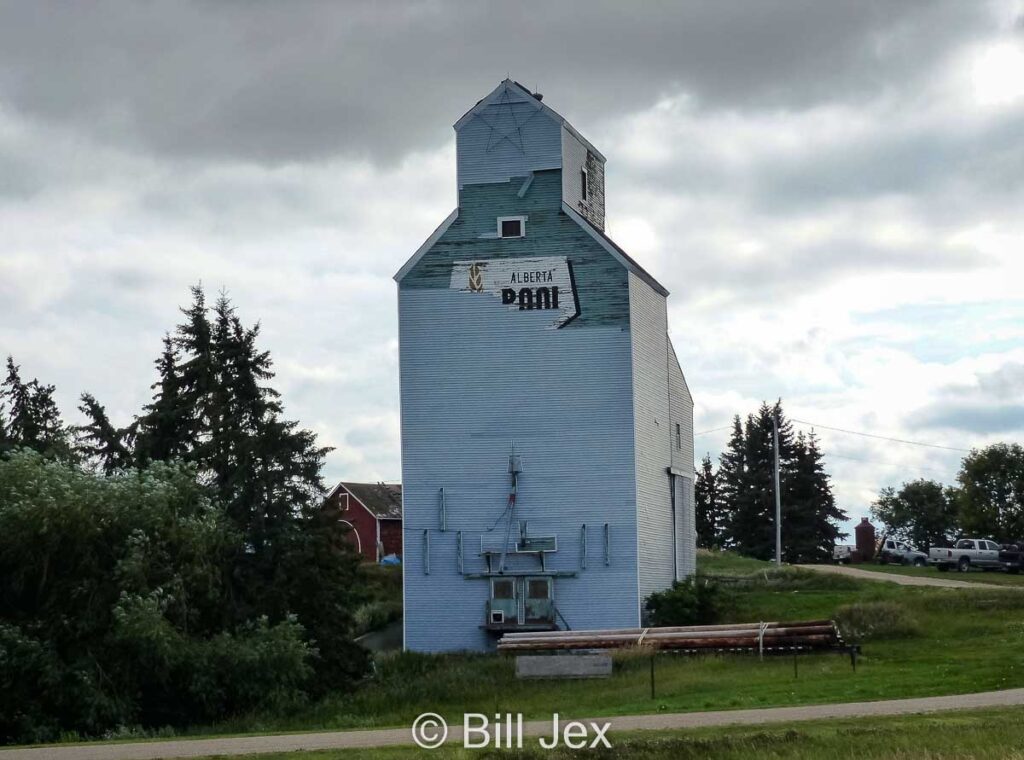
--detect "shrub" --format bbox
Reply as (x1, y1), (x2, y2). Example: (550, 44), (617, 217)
(353, 600), (403, 636)
(645, 578), (734, 626)
(0, 452), (326, 743)
(834, 601), (921, 642)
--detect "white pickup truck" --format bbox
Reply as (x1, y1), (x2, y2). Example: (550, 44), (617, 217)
(928, 538), (1003, 572)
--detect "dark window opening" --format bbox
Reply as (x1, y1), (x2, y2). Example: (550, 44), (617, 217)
(675, 423), (681, 449)
(500, 219), (523, 238)
(580, 168), (588, 201)
(492, 579), (514, 599)
(527, 579), (550, 599)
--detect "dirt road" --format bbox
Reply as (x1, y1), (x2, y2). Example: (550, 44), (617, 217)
(796, 563), (1012, 589)
(5, 688), (1024, 759)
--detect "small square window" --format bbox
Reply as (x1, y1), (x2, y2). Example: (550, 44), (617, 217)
(527, 579), (550, 599)
(499, 217), (524, 238)
(492, 579), (514, 600)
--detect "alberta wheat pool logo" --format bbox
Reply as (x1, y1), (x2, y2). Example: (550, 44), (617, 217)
(450, 257), (581, 329)
(468, 262), (485, 292)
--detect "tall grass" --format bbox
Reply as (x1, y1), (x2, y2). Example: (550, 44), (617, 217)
(834, 601), (921, 642)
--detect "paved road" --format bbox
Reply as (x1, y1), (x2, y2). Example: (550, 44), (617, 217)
(5, 689), (1024, 759)
(796, 563), (1011, 589)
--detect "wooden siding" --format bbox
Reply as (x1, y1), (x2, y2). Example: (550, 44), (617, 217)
(379, 518), (402, 558)
(397, 82), (692, 651)
(403, 171), (630, 329)
(456, 84), (562, 191)
(628, 273), (676, 610)
(325, 488), (380, 563)
(399, 288), (640, 652)
(668, 339), (696, 578)
(561, 127), (606, 231)
(399, 169), (641, 653)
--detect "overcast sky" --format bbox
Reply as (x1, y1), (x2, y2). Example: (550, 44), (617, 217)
(2, 1), (1023, 528)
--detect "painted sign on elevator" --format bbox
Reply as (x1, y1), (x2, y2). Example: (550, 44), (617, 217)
(450, 257), (580, 328)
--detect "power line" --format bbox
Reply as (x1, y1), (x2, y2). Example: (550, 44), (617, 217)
(694, 425), (732, 437)
(825, 452), (957, 476)
(789, 418), (971, 453)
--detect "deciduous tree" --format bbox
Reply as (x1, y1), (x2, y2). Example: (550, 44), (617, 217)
(956, 443), (1024, 541)
(870, 479), (957, 551)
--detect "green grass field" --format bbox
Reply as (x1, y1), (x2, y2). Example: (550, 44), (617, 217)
(169, 550), (1024, 740)
(194, 708), (1024, 759)
(32, 550), (1024, 749)
(694, 548), (775, 576)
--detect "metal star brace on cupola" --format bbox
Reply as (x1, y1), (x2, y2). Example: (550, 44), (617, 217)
(480, 86), (539, 154)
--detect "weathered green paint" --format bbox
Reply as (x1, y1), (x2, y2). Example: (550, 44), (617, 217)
(402, 169), (629, 328)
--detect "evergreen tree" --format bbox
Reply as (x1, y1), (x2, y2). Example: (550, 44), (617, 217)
(134, 336), (193, 464)
(172, 285), (217, 459)
(716, 416), (746, 548)
(1, 357), (73, 460)
(694, 453), (720, 548)
(784, 430), (847, 562)
(77, 286), (364, 685)
(75, 394), (134, 474)
(717, 401), (845, 562)
(726, 403), (795, 560)
(0, 407), (10, 456)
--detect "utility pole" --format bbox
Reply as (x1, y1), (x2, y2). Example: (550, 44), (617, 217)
(773, 411), (782, 565)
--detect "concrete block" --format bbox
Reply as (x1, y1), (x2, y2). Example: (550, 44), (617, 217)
(515, 654), (612, 679)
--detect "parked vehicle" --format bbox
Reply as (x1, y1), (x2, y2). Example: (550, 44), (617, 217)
(928, 538), (1003, 572)
(999, 542), (1024, 574)
(833, 544), (855, 564)
(877, 538), (927, 567)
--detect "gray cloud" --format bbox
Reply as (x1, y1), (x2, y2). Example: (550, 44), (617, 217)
(0, 0), (997, 164)
(912, 404), (1024, 434)
(1, 0), (1023, 501)
(910, 363), (1024, 434)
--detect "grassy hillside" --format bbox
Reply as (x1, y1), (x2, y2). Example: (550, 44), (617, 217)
(166, 551), (1024, 740)
(41, 550), (1024, 746)
(695, 548), (776, 575)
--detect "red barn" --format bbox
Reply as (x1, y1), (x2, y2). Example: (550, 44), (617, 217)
(325, 481), (402, 562)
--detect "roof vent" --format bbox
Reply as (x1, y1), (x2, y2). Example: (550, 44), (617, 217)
(532, 92), (543, 101)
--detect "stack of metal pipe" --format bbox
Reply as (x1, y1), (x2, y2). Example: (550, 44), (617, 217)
(497, 620), (842, 653)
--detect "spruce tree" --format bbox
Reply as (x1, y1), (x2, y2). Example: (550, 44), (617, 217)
(172, 286), (217, 460)
(806, 432), (846, 552)
(0, 408), (11, 456)
(717, 400), (845, 562)
(783, 430), (847, 562)
(716, 416), (746, 548)
(135, 336), (193, 464)
(1, 357), (73, 460)
(74, 285), (365, 687)
(732, 404), (790, 560)
(694, 453), (720, 548)
(75, 394), (134, 474)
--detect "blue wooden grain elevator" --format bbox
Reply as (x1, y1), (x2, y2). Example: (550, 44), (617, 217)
(395, 80), (695, 652)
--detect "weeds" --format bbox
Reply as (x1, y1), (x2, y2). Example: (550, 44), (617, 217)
(834, 601), (920, 642)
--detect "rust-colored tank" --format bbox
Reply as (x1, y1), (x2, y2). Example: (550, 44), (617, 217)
(854, 518), (876, 563)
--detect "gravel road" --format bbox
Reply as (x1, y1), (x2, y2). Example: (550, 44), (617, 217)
(795, 563), (1014, 589)
(4, 688), (1024, 759)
